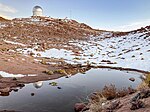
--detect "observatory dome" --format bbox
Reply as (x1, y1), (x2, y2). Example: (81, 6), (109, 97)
(33, 6), (43, 16)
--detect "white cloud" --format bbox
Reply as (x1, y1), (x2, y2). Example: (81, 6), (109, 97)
(112, 19), (150, 32)
(0, 3), (17, 13)
(0, 13), (11, 19)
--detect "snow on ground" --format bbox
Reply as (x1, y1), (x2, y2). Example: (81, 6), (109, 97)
(0, 23), (7, 28)
(4, 40), (26, 46)
(88, 32), (150, 71)
(17, 32), (150, 72)
(17, 48), (82, 64)
(0, 71), (37, 78)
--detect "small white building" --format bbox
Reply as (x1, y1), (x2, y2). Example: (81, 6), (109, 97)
(33, 6), (43, 16)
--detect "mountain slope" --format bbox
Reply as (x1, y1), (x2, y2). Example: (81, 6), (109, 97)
(0, 16), (149, 72)
(0, 16), (102, 42)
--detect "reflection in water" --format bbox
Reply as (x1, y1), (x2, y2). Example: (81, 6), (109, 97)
(33, 81), (43, 89)
(0, 68), (142, 112)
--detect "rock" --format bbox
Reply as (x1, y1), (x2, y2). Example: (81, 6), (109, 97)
(57, 87), (62, 89)
(37, 53), (41, 56)
(130, 90), (150, 110)
(12, 88), (18, 92)
(16, 83), (25, 88)
(43, 70), (53, 75)
(131, 92), (141, 102)
(129, 78), (135, 82)
(29, 52), (35, 56)
(12, 77), (17, 81)
(31, 93), (35, 96)
(74, 103), (87, 112)
(106, 100), (122, 111)
(140, 89), (150, 99)
(130, 100), (145, 110)
(65, 76), (69, 78)
(140, 75), (146, 80)
(131, 89), (150, 102)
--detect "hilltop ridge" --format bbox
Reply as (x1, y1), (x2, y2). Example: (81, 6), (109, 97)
(0, 16), (103, 41)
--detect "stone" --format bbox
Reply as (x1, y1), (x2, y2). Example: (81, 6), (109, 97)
(140, 89), (150, 99)
(31, 93), (35, 96)
(16, 83), (25, 88)
(12, 88), (18, 92)
(106, 100), (122, 111)
(130, 100), (145, 110)
(131, 93), (141, 102)
(129, 78), (135, 82)
(12, 77), (17, 81)
(57, 87), (62, 89)
(65, 76), (69, 78)
(37, 53), (41, 56)
(29, 52), (35, 56)
(74, 103), (87, 112)
(131, 89), (150, 102)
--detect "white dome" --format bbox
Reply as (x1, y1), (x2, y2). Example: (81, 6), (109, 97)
(33, 6), (43, 16)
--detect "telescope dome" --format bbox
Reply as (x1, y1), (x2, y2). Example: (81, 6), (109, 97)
(33, 6), (43, 16)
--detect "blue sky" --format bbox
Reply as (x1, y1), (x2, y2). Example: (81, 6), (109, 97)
(0, 0), (150, 31)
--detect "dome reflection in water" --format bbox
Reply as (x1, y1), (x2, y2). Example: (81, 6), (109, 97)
(33, 81), (43, 89)
(0, 68), (142, 112)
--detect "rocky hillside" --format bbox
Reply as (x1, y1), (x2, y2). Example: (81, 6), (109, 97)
(0, 16), (149, 72)
(0, 16), (102, 44)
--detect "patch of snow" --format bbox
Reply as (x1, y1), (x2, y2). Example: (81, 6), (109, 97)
(0, 71), (37, 78)
(4, 40), (26, 46)
(30, 18), (40, 22)
(0, 23), (7, 28)
(17, 32), (150, 72)
(0, 71), (25, 77)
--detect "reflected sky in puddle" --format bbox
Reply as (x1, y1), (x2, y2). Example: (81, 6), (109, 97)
(0, 68), (142, 112)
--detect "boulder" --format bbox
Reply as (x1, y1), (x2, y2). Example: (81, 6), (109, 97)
(130, 100), (145, 110)
(74, 103), (87, 112)
(106, 100), (122, 111)
(31, 93), (35, 96)
(129, 78), (135, 82)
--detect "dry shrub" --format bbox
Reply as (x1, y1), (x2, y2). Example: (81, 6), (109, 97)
(145, 73), (150, 87)
(87, 85), (136, 112)
(102, 84), (117, 100)
(88, 93), (107, 112)
(100, 84), (135, 100)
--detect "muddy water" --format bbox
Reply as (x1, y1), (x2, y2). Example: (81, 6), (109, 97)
(0, 68), (142, 112)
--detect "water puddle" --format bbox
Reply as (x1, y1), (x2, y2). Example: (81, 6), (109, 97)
(0, 68), (142, 112)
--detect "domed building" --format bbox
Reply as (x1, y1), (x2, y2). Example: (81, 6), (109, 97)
(33, 6), (43, 16)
